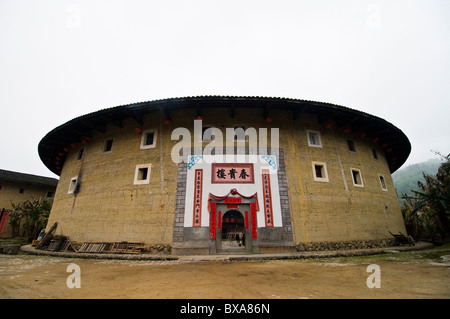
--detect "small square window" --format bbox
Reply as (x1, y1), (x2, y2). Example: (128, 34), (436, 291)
(68, 177), (79, 194)
(140, 130), (157, 149)
(379, 175), (387, 191)
(312, 161), (329, 182)
(134, 164), (152, 185)
(347, 139), (356, 153)
(103, 139), (113, 153)
(47, 191), (54, 198)
(19, 188), (24, 194)
(351, 168), (364, 187)
(307, 130), (322, 148)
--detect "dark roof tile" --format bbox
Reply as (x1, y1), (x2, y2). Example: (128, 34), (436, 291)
(0, 169), (58, 187)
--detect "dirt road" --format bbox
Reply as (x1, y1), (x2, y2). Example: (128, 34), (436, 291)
(0, 248), (449, 299)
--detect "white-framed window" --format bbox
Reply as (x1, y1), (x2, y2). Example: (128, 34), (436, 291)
(140, 129), (157, 149)
(68, 176), (79, 194)
(102, 138), (114, 153)
(306, 130), (322, 148)
(312, 161), (329, 182)
(347, 139), (356, 153)
(350, 168), (364, 187)
(134, 164), (152, 185)
(379, 174), (388, 191)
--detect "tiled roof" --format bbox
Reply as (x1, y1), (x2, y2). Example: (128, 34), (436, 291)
(38, 96), (411, 175)
(0, 169), (58, 187)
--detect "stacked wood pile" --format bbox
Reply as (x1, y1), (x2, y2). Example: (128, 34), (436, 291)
(34, 222), (146, 254)
(43, 240), (145, 254)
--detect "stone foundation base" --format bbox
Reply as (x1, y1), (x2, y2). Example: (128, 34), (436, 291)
(145, 244), (172, 254)
(170, 239), (400, 255)
(295, 238), (397, 252)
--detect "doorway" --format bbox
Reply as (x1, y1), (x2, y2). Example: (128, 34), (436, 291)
(221, 210), (246, 252)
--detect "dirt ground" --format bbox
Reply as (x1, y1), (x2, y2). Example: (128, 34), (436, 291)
(0, 247), (449, 299)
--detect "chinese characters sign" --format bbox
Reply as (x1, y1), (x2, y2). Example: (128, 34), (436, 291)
(262, 169), (274, 227)
(250, 202), (257, 239)
(211, 163), (254, 184)
(193, 169), (203, 227)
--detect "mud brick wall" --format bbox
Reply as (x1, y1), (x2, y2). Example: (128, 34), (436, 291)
(46, 106), (406, 249)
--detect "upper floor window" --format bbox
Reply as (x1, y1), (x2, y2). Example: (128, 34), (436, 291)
(102, 138), (114, 153)
(312, 161), (329, 182)
(68, 176), (79, 194)
(347, 139), (356, 153)
(134, 164), (152, 185)
(140, 130), (157, 149)
(351, 168), (364, 187)
(379, 174), (388, 191)
(306, 130), (322, 148)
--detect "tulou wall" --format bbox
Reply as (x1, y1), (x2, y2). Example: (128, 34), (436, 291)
(46, 105), (406, 252)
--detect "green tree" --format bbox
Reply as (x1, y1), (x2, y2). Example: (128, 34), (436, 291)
(9, 196), (51, 240)
(402, 152), (450, 243)
(9, 201), (24, 238)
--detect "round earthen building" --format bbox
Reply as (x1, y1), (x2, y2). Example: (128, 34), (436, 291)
(39, 96), (411, 254)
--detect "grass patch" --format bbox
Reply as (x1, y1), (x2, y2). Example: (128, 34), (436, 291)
(429, 242), (450, 250)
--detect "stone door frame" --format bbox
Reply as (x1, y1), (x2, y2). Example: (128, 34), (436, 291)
(209, 196), (260, 254)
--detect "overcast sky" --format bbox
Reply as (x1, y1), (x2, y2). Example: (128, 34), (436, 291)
(1, 0), (449, 179)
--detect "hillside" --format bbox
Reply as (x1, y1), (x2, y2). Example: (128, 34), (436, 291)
(392, 158), (442, 200)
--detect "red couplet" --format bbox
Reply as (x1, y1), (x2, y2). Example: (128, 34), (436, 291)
(250, 202), (257, 239)
(210, 202), (216, 239)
